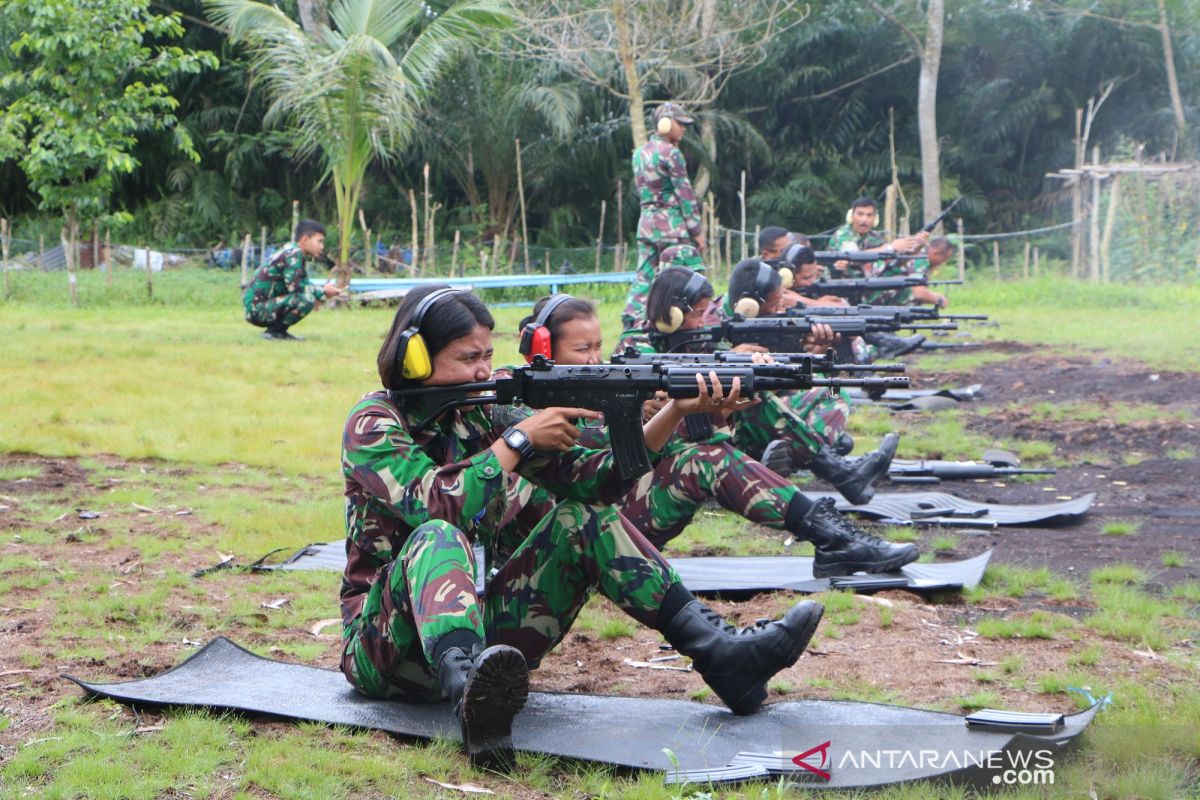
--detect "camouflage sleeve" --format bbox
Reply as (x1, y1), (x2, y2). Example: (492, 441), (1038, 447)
(342, 398), (508, 534)
(613, 328), (656, 357)
(827, 225), (855, 252)
(667, 146), (703, 239)
(282, 252), (316, 301)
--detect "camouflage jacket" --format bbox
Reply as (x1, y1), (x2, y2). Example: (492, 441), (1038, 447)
(241, 243), (317, 312)
(634, 134), (702, 244)
(865, 254), (929, 304)
(339, 390), (636, 622)
(827, 224), (888, 278)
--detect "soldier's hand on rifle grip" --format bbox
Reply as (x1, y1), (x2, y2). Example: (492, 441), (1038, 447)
(642, 392), (669, 422)
(804, 322), (837, 353)
(694, 232), (707, 253)
(516, 407), (601, 451)
(731, 343), (768, 354)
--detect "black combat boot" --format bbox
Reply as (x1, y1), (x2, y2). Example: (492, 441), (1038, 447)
(261, 324), (288, 341)
(433, 634), (529, 769)
(760, 438), (799, 475)
(833, 432), (855, 456)
(788, 496), (919, 578)
(863, 331), (925, 360)
(658, 583), (823, 715)
(808, 432), (899, 505)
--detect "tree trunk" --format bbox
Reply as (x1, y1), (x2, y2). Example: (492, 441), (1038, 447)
(917, 0), (944, 229)
(613, 0), (646, 149)
(297, 0), (328, 37)
(1157, 0), (1186, 147)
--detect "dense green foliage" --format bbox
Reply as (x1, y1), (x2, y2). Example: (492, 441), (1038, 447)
(0, 0), (1196, 257)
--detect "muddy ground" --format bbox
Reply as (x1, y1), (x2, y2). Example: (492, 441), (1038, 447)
(1, 339), (1197, 757)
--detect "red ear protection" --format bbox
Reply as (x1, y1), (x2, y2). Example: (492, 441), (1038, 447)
(519, 294), (573, 363)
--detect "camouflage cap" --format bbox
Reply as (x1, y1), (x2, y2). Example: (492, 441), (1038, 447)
(653, 102), (694, 125)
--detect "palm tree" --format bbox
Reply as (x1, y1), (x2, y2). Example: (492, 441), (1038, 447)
(205, 0), (511, 282)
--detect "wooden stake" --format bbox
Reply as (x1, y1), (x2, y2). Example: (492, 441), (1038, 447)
(738, 170), (747, 262)
(104, 230), (111, 286)
(992, 239), (1000, 279)
(595, 200), (606, 273)
(1033, 245), (1040, 277)
(479, 249), (489, 275)
(451, 229), (461, 276)
(63, 226), (78, 307)
(92, 226), (99, 271)
(260, 225), (268, 270)
(1089, 145), (1101, 282)
(544, 249), (551, 275)
(145, 244), (153, 298)
(955, 218), (965, 282)
(724, 229), (733, 276)
(358, 208), (370, 274)
(1100, 174), (1122, 283)
(292, 200), (300, 236)
(407, 189), (419, 275)
(422, 162), (431, 270)
(1, 219), (9, 298)
(753, 224), (761, 258)
(1071, 108), (1083, 278)
(616, 178), (624, 247)
(1023, 239), (1031, 279)
(240, 233), (251, 287)
(516, 139), (530, 274)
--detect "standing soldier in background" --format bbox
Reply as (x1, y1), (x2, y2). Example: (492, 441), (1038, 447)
(621, 103), (706, 330)
(243, 219), (341, 341)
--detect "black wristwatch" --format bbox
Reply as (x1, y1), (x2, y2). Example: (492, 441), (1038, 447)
(501, 426), (535, 461)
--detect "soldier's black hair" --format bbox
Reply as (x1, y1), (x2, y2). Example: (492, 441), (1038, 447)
(928, 236), (954, 253)
(850, 197), (877, 211)
(377, 285), (495, 389)
(757, 226), (790, 253)
(729, 258), (781, 304)
(294, 219), (326, 240)
(647, 267), (714, 327)
(518, 295), (597, 339)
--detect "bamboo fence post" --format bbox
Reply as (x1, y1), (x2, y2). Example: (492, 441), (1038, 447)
(480, 250), (489, 275)
(1033, 245), (1040, 277)
(616, 178), (624, 248)
(240, 233), (251, 287)
(40, 233), (46, 273)
(292, 200), (300, 235)
(992, 239), (1000, 279)
(955, 218), (965, 282)
(407, 189), (419, 275)
(544, 249), (551, 274)
(422, 163), (431, 270)
(1100, 174), (1122, 283)
(451, 229), (461, 276)
(429, 204), (440, 272)
(1023, 239), (1031, 279)
(145, 242), (154, 297)
(595, 200), (606, 273)
(516, 139), (531, 274)
(1, 219), (9, 297)
(724, 229), (733, 276)
(738, 170), (747, 262)
(358, 208), (370, 274)
(1071, 108), (1083, 278)
(260, 225), (267, 269)
(92, 226), (99, 271)
(753, 224), (761, 258)
(63, 226), (78, 307)
(1089, 145), (1101, 282)
(104, 230), (112, 285)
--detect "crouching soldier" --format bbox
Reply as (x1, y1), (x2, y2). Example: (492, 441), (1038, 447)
(243, 219), (340, 340)
(338, 286), (824, 768)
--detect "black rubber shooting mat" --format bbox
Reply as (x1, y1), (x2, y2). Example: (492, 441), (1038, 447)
(809, 491), (1095, 528)
(845, 384), (983, 403)
(67, 637), (1099, 788)
(253, 542), (991, 594)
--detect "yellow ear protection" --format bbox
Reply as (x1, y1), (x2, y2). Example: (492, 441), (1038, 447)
(655, 271), (709, 334)
(396, 288), (460, 381)
(519, 293), (573, 363)
(845, 204), (881, 228)
(656, 115), (674, 136)
(733, 261), (781, 319)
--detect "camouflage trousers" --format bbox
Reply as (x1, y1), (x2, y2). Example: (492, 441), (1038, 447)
(340, 500), (679, 702)
(621, 239), (705, 330)
(245, 290), (316, 329)
(732, 388), (851, 465)
(621, 440), (799, 549)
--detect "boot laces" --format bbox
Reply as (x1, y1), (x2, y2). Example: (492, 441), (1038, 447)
(819, 500), (887, 545)
(699, 605), (769, 637)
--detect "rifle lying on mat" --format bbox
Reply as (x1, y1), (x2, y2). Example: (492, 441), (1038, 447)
(648, 314), (956, 356)
(882, 459), (1056, 484)
(610, 347), (907, 374)
(793, 304), (988, 324)
(388, 357), (909, 480)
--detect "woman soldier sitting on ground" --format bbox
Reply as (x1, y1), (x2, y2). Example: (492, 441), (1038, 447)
(622, 266), (898, 504)
(339, 286), (824, 769)
(519, 294), (917, 575)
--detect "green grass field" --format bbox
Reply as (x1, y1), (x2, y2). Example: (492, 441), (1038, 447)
(1, 267), (1198, 799)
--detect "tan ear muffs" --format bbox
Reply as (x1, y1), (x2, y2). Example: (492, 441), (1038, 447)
(655, 307), (685, 333)
(733, 296), (762, 319)
(777, 266), (795, 289)
(656, 116), (673, 136)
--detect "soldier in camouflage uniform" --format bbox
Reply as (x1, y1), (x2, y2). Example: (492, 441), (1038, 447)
(341, 286), (825, 768)
(243, 219), (340, 340)
(870, 236), (956, 306)
(516, 295), (917, 576)
(621, 103), (706, 330)
(620, 267), (904, 505)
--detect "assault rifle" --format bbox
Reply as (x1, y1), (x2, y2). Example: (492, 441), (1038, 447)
(802, 276), (963, 305)
(790, 304), (988, 324)
(648, 314), (956, 354)
(388, 357), (909, 481)
(811, 250), (922, 265)
(610, 346), (908, 374)
(882, 459), (1056, 484)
